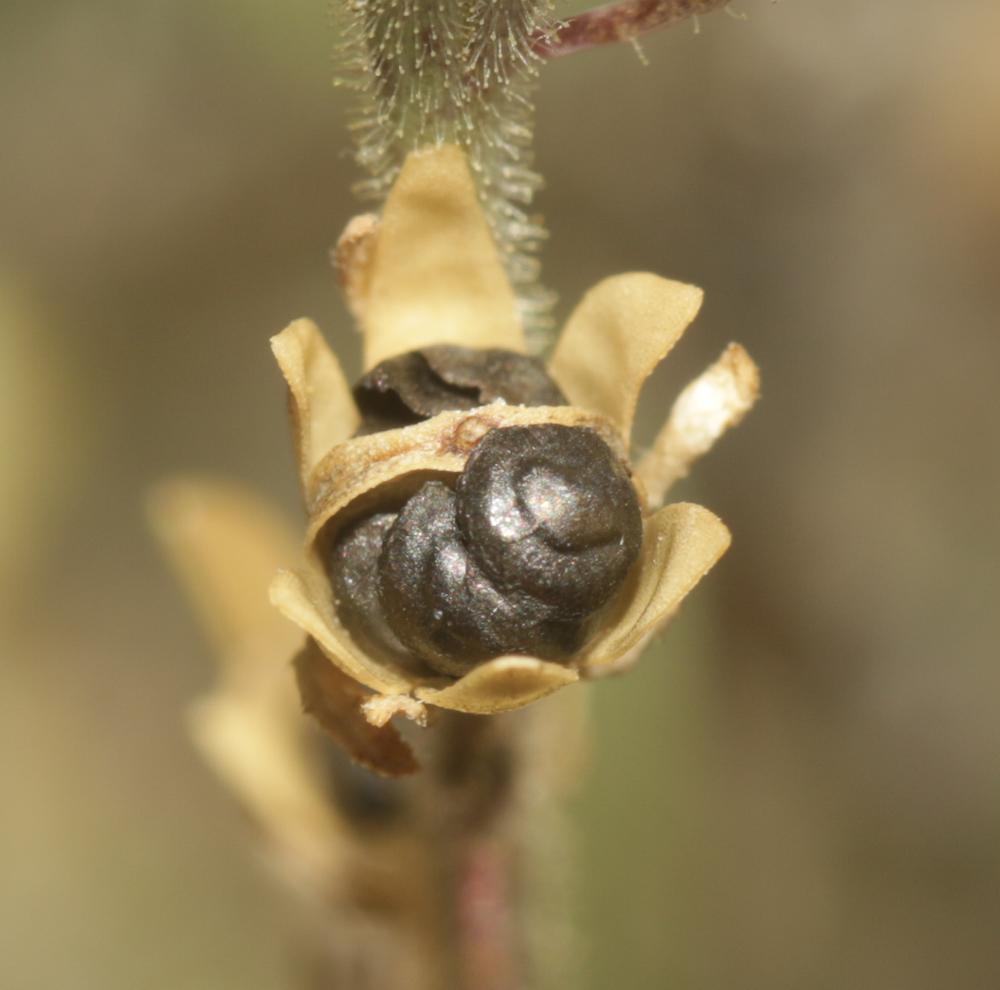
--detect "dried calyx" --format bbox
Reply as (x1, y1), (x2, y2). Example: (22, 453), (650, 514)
(325, 347), (644, 678)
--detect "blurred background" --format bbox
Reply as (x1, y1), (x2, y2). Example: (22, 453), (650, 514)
(3, 1), (999, 987)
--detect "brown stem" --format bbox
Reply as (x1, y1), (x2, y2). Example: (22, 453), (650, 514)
(429, 713), (522, 990)
(299, 709), (548, 990)
(454, 838), (518, 990)
(533, 0), (732, 58)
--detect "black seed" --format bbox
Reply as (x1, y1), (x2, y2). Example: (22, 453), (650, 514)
(325, 512), (416, 667)
(421, 346), (566, 408)
(378, 481), (585, 677)
(353, 346), (566, 435)
(456, 425), (643, 615)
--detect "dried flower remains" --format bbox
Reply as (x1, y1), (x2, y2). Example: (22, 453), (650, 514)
(264, 144), (759, 772)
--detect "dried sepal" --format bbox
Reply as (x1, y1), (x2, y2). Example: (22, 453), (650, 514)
(293, 638), (418, 777)
(188, 693), (344, 882)
(147, 478), (303, 674)
(580, 502), (731, 674)
(637, 343), (761, 507)
(360, 146), (525, 370)
(271, 319), (359, 485)
(149, 479), (346, 879)
(416, 656), (579, 715)
(270, 566), (417, 696)
(549, 273), (703, 442)
(332, 212), (379, 322)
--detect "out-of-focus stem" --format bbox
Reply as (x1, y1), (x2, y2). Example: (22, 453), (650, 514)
(534, 0), (732, 57)
(300, 703), (581, 990)
(428, 713), (523, 990)
(151, 481), (581, 990)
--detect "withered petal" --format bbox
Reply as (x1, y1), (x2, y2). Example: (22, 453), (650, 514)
(271, 319), (359, 489)
(580, 502), (731, 673)
(637, 343), (761, 507)
(293, 638), (418, 777)
(548, 274), (703, 444)
(361, 145), (525, 369)
(415, 656), (579, 715)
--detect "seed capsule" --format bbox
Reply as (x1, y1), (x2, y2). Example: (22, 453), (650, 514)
(327, 513), (415, 670)
(325, 420), (644, 678)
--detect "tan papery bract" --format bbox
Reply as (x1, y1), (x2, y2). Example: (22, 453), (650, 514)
(270, 566), (417, 697)
(294, 638), (418, 777)
(637, 342), (761, 507)
(148, 480), (352, 883)
(360, 145), (526, 369)
(332, 212), (379, 323)
(581, 502), (732, 674)
(271, 318), (359, 484)
(416, 657), (580, 715)
(549, 273), (703, 441)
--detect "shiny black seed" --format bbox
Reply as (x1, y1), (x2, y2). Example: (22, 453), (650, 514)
(325, 512), (414, 666)
(422, 346), (566, 408)
(378, 481), (585, 677)
(353, 346), (566, 435)
(456, 425), (643, 615)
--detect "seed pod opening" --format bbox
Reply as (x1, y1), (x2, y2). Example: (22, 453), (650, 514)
(323, 418), (644, 679)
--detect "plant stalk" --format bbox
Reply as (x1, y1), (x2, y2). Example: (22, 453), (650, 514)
(299, 702), (582, 989)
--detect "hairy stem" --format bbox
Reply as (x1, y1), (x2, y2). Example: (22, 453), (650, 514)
(335, 0), (555, 340)
(534, 0), (732, 57)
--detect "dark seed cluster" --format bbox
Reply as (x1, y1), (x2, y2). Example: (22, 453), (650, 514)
(325, 349), (643, 678)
